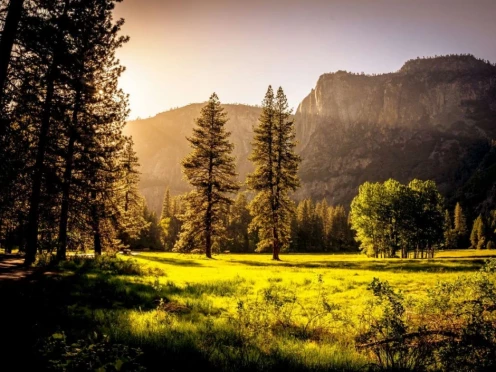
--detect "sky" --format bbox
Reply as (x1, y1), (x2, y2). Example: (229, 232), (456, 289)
(114, 0), (496, 120)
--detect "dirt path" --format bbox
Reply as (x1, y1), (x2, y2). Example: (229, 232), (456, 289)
(0, 255), (35, 281)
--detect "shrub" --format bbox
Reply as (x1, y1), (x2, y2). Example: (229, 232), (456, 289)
(62, 256), (165, 276)
(357, 260), (496, 371)
(40, 332), (145, 371)
(487, 241), (495, 250)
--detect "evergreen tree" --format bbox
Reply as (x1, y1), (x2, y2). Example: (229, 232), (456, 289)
(454, 202), (468, 235)
(117, 137), (148, 246)
(248, 86), (300, 260)
(161, 187), (172, 220)
(444, 209), (456, 250)
(470, 215), (486, 250)
(226, 192), (252, 252)
(174, 94), (240, 258)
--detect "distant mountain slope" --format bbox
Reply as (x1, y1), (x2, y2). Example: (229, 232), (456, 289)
(124, 104), (261, 213)
(293, 55), (496, 209)
(126, 55), (496, 216)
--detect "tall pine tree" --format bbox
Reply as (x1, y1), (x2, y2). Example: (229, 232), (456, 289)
(248, 86), (300, 260)
(174, 94), (239, 258)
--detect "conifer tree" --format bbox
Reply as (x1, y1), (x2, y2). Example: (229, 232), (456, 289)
(174, 94), (240, 258)
(470, 215), (486, 250)
(454, 202), (467, 236)
(454, 202), (468, 248)
(444, 209), (456, 250)
(248, 86), (300, 260)
(161, 187), (172, 220)
(226, 192), (252, 252)
(117, 137), (148, 246)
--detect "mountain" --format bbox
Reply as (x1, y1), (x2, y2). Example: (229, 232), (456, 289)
(123, 104), (261, 214)
(294, 55), (496, 211)
(126, 55), (496, 217)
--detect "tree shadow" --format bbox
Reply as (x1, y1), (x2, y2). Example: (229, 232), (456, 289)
(138, 255), (208, 267)
(233, 259), (486, 273)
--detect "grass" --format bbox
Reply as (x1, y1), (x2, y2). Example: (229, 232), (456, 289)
(1, 249), (495, 371)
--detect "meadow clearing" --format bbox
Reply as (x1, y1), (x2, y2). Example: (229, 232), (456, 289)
(2, 250), (496, 371)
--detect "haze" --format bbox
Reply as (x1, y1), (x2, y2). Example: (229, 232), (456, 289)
(114, 0), (496, 119)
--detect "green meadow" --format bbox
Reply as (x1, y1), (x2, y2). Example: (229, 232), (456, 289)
(3, 250), (496, 371)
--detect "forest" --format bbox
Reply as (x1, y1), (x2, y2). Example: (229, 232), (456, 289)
(1, 1), (496, 372)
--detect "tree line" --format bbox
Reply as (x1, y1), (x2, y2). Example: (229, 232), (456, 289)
(0, 0), (148, 264)
(350, 179), (496, 258)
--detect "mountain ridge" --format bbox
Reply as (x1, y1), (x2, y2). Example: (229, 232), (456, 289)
(125, 55), (496, 216)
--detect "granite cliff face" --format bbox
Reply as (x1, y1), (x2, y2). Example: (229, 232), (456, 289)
(294, 55), (496, 207)
(126, 56), (496, 215)
(124, 104), (261, 214)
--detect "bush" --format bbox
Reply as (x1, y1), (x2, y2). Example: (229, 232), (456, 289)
(357, 260), (496, 371)
(487, 241), (495, 250)
(62, 256), (165, 276)
(40, 332), (145, 371)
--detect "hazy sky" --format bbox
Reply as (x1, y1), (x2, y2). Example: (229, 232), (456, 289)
(114, 0), (496, 119)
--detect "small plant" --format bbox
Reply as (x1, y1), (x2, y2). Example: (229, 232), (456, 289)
(40, 332), (145, 371)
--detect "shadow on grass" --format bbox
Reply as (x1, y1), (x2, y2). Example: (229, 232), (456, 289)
(138, 255), (208, 267)
(233, 259), (487, 272)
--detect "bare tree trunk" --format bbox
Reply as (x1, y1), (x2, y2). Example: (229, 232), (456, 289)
(57, 130), (76, 260)
(24, 1), (69, 265)
(25, 66), (56, 265)
(57, 87), (81, 261)
(272, 225), (279, 260)
(92, 189), (102, 256)
(0, 0), (24, 109)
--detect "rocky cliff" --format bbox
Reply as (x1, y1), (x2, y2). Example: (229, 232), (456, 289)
(294, 55), (496, 208)
(124, 104), (261, 214)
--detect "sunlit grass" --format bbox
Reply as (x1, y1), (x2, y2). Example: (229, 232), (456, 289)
(10, 249), (493, 370)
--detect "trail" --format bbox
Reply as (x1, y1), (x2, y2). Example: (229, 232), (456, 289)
(0, 255), (35, 281)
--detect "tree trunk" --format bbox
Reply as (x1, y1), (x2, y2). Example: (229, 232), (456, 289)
(57, 130), (76, 261)
(24, 67), (56, 265)
(91, 188), (102, 256)
(272, 224), (280, 260)
(57, 86), (81, 261)
(24, 1), (68, 265)
(0, 0), (24, 109)
(94, 228), (101, 256)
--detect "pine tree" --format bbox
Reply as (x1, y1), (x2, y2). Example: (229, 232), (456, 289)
(161, 187), (172, 220)
(226, 192), (252, 252)
(248, 86), (300, 260)
(454, 203), (467, 235)
(174, 94), (240, 258)
(444, 209), (455, 250)
(117, 137), (148, 246)
(470, 215), (486, 250)
(454, 202), (468, 248)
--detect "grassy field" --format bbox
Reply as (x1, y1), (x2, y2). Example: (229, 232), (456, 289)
(2, 250), (496, 371)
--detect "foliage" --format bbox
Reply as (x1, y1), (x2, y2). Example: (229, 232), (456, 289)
(41, 332), (145, 372)
(350, 179), (444, 258)
(291, 199), (357, 252)
(247, 86), (300, 259)
(174, 93), (240, 257)
(357, 260), (496, 371)
(60, 255), (165, 276)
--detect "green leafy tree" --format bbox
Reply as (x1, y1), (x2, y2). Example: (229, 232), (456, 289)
(351, 179), (444, 258)
(174, 94), (240, 258)
(247, 86), (300, 260)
